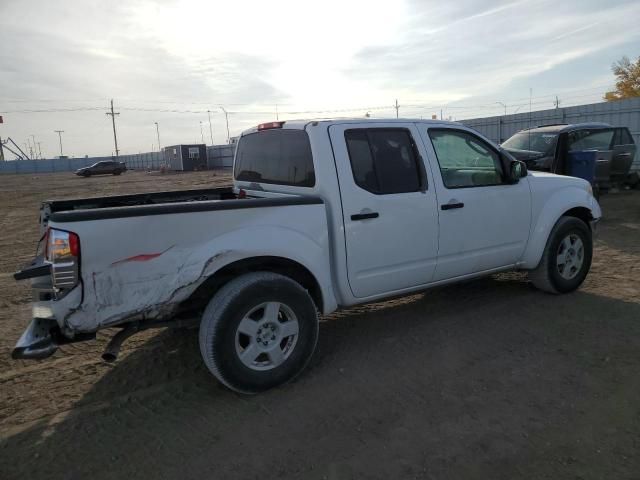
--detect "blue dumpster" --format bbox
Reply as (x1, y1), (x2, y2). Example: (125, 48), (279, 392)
(567, 150), (597, 184)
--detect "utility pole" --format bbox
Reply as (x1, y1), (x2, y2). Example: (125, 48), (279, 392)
(200, 121), (205, 144)
(154, 122), (161, 152)
(106, 99), (120, 158)
(54, 130), (64, 157)
(554, 95), (560, 109)
(220, 106), (230, 144)
(207, 110), (214, 145)
(496, 101), (507, 116)
(36, 142), (42, 160)
(394, 99), (400, 118)
(275, 104), (279, 121)
(440, 109), (443, 120)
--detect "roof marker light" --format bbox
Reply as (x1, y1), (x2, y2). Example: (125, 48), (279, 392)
(257, 121), (285, 131)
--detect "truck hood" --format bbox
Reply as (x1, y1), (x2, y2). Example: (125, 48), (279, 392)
(528, 170), (592, 191)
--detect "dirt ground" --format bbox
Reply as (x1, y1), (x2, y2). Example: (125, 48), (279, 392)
(0, 170), (639, 480)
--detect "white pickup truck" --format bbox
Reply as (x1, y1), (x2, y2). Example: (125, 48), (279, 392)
(14, 119), (601, 393)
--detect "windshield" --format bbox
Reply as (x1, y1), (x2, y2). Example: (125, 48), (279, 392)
(502, 132), (558, 156)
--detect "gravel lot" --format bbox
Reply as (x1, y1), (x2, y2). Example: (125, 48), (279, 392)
(1, 170), (639, 479)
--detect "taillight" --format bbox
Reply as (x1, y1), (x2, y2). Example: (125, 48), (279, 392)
(45, 228), (80, 292)
(257, 121), (285, 131)
(69, 232), (80, 257)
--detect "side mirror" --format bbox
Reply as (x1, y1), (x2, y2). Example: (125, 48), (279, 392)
(509, 160), (528, 183)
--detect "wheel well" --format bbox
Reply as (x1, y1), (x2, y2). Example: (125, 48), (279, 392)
(182, 256), (323, 315)
(562, 207), (594, 228)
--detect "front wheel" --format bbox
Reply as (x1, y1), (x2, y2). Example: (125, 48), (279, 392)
(199, 272), (319, 394)
(528, 216), (593, 294)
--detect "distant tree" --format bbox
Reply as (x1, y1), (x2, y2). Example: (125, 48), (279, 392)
(604, 56), (640, 101)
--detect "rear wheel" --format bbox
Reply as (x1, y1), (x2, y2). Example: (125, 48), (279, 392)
(199, 272), (319, 394)
(528, 216), (593, 294)
(113, 170), (122, 175)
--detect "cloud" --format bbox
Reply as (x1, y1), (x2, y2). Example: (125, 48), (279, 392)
(347, 0), (640, 101)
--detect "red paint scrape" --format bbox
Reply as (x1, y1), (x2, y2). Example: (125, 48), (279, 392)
(111, 246), (174, 266)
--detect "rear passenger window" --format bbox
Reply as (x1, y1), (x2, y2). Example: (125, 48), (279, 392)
(344, 129), (422, 194)
(568, 129), (614, 151)
(235, 129), (315, 187)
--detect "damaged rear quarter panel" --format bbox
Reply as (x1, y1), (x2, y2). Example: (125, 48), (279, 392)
(50, 203), (332, 332)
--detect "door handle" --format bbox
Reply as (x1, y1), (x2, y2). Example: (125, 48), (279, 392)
(441, 202), (464, 211)
(351, 212), (379, 221)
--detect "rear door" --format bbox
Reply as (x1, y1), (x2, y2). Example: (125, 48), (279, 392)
(420, 127), (531, 281)
(329, 123), (439, 298)
(610, 127), (636, 180)
(567, 128), (614, 187)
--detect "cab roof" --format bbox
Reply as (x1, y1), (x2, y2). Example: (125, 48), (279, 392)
(241, 118), (463, 135)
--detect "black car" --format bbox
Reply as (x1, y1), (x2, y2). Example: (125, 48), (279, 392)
(76, 160), (127, 177)
(502, 123), (636, 190)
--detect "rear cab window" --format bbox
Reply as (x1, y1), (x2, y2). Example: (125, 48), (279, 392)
(235, 129), (315, 187)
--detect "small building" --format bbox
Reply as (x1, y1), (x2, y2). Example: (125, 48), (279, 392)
(162, 144), (207, 171)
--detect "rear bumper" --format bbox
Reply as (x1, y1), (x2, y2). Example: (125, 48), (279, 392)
(12, 318), (96, 360)
(13, 256), (92, 360)
(14, 255), (51, 281)
(12, 318), (59, 360)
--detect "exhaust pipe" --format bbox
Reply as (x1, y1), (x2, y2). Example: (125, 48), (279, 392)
(101, 317), (198, 362)
(102, 324), (139, 362)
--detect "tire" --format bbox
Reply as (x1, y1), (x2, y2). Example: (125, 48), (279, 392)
(113, 170), (122, 176)
(528, 216), (593, 294)
(83, 171), (91, 177)
(199, 272), (319, 394)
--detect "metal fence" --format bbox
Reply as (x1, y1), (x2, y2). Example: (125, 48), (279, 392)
(207, 144), (235, 169)
(0, 156), (113, 174)
(121, 152), (163, 170)
(461, 97), (640, 171)
(0, 145), (235, 174)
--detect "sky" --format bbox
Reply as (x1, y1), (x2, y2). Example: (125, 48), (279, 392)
(0, 0), (639, 158)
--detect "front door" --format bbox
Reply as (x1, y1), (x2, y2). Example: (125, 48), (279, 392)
(329, 123), (439, 298)
(420, 127), (532, 281)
